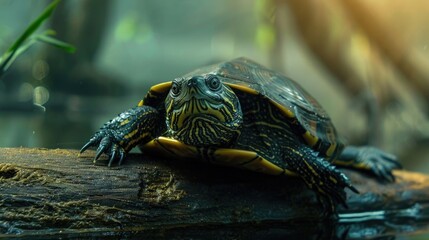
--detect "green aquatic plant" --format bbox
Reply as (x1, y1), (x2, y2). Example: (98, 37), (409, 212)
(0, 0), (75, 80)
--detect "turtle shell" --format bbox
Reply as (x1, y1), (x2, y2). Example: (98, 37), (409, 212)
(180, 57), (343, 159)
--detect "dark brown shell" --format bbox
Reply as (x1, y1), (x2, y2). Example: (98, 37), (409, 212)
(181, 57), (343, 158)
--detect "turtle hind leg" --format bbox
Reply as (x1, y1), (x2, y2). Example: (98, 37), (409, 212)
(284, 144), (358, 215)
(334, 146), (402, 182)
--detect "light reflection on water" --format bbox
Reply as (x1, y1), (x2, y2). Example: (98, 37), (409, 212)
(0, 110), (97, 149)
(338, 203), (429, 239)
(0, 94), (138, 149)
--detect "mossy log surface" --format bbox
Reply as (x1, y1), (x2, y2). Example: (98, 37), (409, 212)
(1, 147), (429, 238)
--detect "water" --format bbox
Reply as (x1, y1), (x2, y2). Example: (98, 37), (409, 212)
(0, 94), (137, 150)
(338, 204), (429, 239)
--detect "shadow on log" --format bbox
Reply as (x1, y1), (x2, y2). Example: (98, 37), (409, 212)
(1, 148), (429, 239)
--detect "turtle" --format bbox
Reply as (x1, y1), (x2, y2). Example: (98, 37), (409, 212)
(80, 57), (401, 213)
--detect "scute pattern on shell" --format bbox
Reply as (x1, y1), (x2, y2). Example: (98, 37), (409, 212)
(181, 57), (342, 158)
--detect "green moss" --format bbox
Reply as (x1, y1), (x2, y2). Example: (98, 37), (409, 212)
(138, 167), (186, 205)
(0, 163), (52, 184)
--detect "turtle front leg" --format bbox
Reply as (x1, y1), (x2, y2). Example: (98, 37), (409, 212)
(334, 146), (402, 182)
(80, 106), (163, 166)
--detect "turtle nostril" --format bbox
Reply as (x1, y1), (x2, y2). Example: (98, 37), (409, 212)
(187, 77), (199, 87)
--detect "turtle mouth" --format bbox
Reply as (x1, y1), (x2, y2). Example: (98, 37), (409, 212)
(182, 112), (218, 126)
(175, 113), (240, 147)
(174, 97), (226, 128)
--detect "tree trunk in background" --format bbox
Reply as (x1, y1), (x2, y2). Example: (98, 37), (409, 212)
(70, 0), (112, 64)
(41, 0), (125, 96)
(285, 0), (364, 96)
(339, 0), (429, 109)
(284, 0), (429, 148)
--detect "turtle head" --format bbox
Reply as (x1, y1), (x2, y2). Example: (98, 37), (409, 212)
(165, 74), (242, 146)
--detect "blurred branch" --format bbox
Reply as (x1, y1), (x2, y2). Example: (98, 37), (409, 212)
(283, 0), (412, 146)
(284, 0), (361, 95)
(283, 0), (429, 149)
(70, 0), (112, 64)
(339, 0), (429, 109)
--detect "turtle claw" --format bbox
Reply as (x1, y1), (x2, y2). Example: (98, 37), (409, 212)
(339, 146), (401, 183)
(81, 130), (127, 166)
(372, 160), (395, 182)
(95, 142), (108, 161)
(106, 143), (116, 167)
(355, 147), (402, 182)
(347, 184), (359, 195)
(108, 151), (116, 167)
(118, 150), (126, 166)
(80, 137), (97, 154)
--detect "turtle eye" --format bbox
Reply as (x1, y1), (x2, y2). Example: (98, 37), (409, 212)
(206, 76), (221, 91)
(171, 82), (181, 96)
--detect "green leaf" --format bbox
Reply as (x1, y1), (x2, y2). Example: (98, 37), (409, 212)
(35, 34), (76, 53)
(0, 0), (70, 78)
(6, 0), (60, 54)
(1, 39), (38, 72)
(0, 32), (75, 73)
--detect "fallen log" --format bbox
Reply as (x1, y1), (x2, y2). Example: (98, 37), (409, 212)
(0, 147), (428, 238)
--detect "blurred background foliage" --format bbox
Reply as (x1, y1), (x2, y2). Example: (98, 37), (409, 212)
(0, 0), (428, 173)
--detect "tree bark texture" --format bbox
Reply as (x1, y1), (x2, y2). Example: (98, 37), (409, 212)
(0, 148), (429, 238)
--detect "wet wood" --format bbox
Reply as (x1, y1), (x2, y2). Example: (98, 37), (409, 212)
(1, 147), (429, 238)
